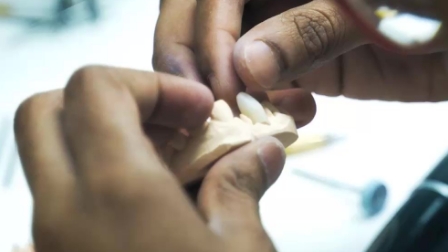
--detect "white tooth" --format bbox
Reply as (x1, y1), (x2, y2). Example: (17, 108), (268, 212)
(239, 114), (253, 124)
(236, 92), (269, 124)
(211, 100), (234, 121)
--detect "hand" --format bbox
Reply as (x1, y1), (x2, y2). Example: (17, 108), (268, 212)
(153, 0), (317, 127)
(153, 0), (448, 110)
(14, 66), (285, 252)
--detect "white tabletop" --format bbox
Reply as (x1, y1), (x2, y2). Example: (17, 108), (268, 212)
(1, 1), (447, 251)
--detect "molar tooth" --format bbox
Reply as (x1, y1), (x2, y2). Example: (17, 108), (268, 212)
(211, 100), (234, 121)
(236, 92), (269, 124)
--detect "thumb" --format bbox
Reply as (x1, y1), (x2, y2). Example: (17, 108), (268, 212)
(233, 0), (367, 90)
(197, 137), (285, 252)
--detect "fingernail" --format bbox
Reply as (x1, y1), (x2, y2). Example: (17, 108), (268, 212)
(257, 137), (286, 186)
(244, 41), (281, 89)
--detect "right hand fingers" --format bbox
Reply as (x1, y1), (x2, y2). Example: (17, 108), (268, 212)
(267, 89), (316, 127)
(198, 137), (285, 252)
(193, 0), (247, 107)
(233, 0), (368, 91)
(153, 0), (203, 82)
(154, 0), (246, 108)
(154, 0), (317, 124)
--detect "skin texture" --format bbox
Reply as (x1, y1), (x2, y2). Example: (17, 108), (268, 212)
(14, 66), (286, 252)
(153, 0), (448, 124)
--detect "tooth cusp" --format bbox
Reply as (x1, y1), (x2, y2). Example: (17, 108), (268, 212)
(236, 92), (269, 124)
(211, 100), (234, 121)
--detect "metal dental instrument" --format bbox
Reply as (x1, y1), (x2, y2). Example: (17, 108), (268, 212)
(293, 169), (388, 217)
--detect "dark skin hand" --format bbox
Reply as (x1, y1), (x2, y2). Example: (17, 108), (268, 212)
(153, 0), (448, 126)
(14, 66), (286, 252)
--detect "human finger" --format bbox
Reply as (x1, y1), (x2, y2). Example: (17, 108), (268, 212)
(194, 0), (247, 108)
(153, 0), (203, 82)
(14, 91), (74, 203)
(267, 89), (316, 127)
(61, 66), (213, 185)
(58, 67), (220, 248)
(233, 0), (367, 91)
(246, 89), (316, 127)
(197, 137), (285, 252)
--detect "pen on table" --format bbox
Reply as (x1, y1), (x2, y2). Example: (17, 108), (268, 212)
(285, 134), (342, 155)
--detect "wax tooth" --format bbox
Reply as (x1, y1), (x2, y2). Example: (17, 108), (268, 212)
(236, 92), (269, 124)
(211, 100), (234, 121)
(239, 114), (253, 124)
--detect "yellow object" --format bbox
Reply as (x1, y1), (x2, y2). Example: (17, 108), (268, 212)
(0, 3), (11, 17)
(285, 134), (339, 155)
(375, 7), (398, 19)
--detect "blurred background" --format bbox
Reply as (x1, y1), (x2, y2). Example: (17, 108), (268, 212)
(0, 1), (448, 252)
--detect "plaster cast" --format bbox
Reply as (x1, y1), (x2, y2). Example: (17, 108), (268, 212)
(164, 92), (298, 185)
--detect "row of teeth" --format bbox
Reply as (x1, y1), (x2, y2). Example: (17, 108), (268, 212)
(167, 93), (277, 153)
(211, 92), (277, 124)
(236, 92), (269, 124)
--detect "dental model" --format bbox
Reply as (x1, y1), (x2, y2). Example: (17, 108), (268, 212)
(164, 92), (298, 185)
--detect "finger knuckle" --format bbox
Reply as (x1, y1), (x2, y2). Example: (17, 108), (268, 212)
(64, 65), (129, 110)
(65, 65), (104, 97)
(14, 95), (40, 134)
(14, 92), (57, 137)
